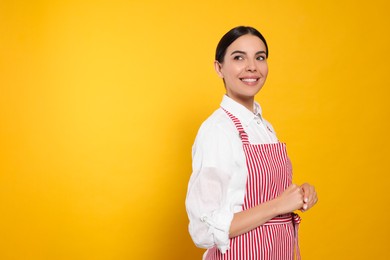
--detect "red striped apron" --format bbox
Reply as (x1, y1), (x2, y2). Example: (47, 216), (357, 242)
(205, 108), (301, 260)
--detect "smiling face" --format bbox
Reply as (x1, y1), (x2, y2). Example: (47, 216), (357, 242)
(214, 34), (268, 111)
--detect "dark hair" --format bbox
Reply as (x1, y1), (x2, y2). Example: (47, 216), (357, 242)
(215, 26), (268, 63)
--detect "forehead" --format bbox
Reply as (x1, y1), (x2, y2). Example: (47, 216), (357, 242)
(227, 34), (267, 53)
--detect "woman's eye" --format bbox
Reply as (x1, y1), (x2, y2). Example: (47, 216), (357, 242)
(233, 56), (243, 60)
(256, 56), (266, 61)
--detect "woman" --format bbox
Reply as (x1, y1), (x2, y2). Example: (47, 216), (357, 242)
(185, 26), (318, 260)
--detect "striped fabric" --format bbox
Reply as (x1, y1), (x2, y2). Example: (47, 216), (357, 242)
(205, 109), (301, 260)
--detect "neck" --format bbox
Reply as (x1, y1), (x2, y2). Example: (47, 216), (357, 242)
(242, 100), (254, 112)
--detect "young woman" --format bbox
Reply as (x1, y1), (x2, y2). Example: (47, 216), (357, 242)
(185, 26), (318, 260)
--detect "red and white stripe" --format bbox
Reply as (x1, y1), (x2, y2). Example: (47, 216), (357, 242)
(205, 109), (301, 260)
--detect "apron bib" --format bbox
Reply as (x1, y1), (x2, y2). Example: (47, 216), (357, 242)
(205, 108), (301, 260)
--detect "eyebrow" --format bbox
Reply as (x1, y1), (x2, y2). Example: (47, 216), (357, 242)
(230, 50), (266, 56)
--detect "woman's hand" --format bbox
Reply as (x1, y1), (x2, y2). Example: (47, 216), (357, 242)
(229, 183), (317, 238)
(300, 183), (318, 212)
(275, 184), (305, 214)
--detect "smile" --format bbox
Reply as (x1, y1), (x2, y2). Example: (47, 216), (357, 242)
(241, 78), (258, 82)
(240, 78), (259, 84)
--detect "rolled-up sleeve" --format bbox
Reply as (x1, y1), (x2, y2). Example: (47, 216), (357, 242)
(186, 167), (234, 253)
(185, 118), (246, 254)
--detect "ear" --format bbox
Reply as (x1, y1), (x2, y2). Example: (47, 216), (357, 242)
(214, 60), (224, 78)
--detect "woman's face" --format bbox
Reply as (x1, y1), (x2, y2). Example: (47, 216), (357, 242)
(215, 34), (268, 107)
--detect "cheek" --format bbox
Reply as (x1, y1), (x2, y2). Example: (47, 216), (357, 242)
(261, 64), (269, 76)
(223, 65), (244, 78)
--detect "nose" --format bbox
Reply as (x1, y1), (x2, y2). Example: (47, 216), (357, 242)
(246, 59), (257, 72)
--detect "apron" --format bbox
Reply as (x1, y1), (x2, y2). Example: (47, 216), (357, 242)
(204, 108), (301, 260)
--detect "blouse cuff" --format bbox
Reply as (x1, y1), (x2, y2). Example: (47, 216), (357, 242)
(201, 209), (234, 254)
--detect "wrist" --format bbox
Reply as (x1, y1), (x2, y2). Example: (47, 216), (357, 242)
(269, 197), (284, 216)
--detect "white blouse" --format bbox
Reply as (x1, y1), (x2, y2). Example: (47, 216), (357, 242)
(185, 95), (279, 254)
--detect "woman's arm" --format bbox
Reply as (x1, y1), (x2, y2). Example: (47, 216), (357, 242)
(229, 183), (317, 238)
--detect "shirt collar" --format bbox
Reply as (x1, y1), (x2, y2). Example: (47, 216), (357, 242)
(220, 95), (263, 127)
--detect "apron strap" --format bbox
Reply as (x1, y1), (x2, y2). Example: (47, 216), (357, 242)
(221, 107), (250, 145)
(291, 213), (301, 260)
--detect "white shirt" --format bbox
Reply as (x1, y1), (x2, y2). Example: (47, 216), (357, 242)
(185, 95), (279, 254)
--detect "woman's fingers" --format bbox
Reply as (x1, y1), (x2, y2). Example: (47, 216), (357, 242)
(300, 183), (318, 211)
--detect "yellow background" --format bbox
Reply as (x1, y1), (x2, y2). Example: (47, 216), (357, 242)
(1, 0), (389, 259)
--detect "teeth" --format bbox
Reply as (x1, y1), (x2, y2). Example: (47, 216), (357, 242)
(241, 78), (257, 82)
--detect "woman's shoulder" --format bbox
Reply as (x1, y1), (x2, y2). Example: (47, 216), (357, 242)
(192, 108), (242, 164)
(195, 108), (237, 143)
(198, 108), (233, 133)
